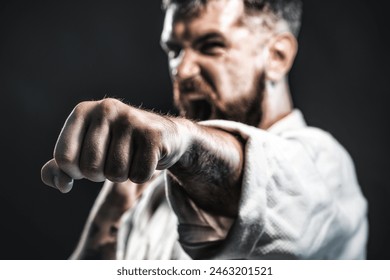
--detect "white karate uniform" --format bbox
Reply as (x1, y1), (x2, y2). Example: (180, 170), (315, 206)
(114, 109), (368, 259)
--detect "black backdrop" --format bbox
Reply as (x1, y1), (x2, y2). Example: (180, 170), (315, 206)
(0, 0), (388, 259)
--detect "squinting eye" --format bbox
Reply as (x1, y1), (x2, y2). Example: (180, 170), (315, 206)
(200, 42), (225, 55)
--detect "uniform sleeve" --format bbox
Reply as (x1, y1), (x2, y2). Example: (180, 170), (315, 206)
(166, 120), (368, 259)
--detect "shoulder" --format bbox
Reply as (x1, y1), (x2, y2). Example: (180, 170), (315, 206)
(280, 126), (351, 163)
(280, 125), (361, 193)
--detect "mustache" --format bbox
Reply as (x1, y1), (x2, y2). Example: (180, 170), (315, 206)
(174, 77), (215, 121)
(177, 76), (214, 96)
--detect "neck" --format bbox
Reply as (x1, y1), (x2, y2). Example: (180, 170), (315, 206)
(259, 77), (293, 129)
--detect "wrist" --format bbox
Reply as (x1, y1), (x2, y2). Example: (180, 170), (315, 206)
(170, 117), (199, 169)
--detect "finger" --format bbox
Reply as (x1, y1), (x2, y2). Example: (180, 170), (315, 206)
(41, 159), (74, 193)
(104, 124), (133, 182)
(54, 103), (91, 180)
(129, 132), (159, 184)
(79, 117), (111, 182)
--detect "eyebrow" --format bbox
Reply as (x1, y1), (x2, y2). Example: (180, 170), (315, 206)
(193, 32), (225, 47)
(160, 31), (226, 51)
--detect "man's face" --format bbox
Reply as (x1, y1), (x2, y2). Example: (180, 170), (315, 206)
(161, 0), (272, 126)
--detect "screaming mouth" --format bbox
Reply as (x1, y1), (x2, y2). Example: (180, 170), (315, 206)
(189, 99), (212, 121)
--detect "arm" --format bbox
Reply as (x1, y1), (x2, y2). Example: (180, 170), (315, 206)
(41, 98), (244, 218)
(168, 123), (244, 217)
(167, 120), (368, 259)
(69, 179), (147, 259)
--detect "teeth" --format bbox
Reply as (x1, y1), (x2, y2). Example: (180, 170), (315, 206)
(185, 94), (206, 100)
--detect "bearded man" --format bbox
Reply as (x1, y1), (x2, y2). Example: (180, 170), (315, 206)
(41, 0), (368, 260)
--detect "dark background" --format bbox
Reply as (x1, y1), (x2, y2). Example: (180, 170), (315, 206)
(0, 0), (388, 259)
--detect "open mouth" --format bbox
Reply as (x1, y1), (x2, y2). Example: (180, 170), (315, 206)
(189, 99), (212, 121)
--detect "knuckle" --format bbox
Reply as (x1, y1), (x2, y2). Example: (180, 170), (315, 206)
(72, 101), (91, 118)
(96, 98), (120, 118)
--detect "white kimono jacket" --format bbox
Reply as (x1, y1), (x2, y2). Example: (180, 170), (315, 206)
(113, 109), (368, 259)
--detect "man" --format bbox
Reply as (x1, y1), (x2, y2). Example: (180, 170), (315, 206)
(41, 0), (368, 259)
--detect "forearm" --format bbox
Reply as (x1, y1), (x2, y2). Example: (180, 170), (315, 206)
(41, 97), (244, 223)
(168, 120), (244, 217)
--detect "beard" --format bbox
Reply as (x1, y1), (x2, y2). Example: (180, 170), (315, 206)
(173, 73), (265, 127)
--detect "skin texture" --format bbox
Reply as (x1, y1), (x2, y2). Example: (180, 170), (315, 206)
(41, 97), (244, 212)
(41, 0), (298, 259)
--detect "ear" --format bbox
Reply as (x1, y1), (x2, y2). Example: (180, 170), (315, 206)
(264, 32), (298, 82)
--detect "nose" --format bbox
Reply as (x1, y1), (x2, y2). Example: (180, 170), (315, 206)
(171, 49), (200, 81)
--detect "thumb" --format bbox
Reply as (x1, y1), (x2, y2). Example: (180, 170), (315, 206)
(41, 159), (74, 193)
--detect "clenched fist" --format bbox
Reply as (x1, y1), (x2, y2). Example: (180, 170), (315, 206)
(41, 98), (192, 193)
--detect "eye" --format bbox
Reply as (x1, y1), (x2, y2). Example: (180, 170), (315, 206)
(200, 41), (226, 55)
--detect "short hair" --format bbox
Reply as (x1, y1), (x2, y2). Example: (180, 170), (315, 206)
(162, 0), (303, 37)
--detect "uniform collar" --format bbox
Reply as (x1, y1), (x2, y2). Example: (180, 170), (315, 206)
(267, 109), (307, 135)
